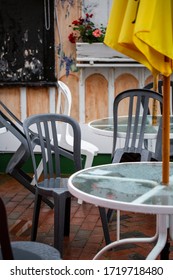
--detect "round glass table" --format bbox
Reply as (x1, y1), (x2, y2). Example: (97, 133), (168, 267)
(88, 115), (173, 139)
(68, 161), (173, 259)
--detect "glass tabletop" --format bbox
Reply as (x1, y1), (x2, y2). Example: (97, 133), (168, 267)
(68, 162), (173, 215)
(88, 116), (173, 138)
(89, 117), (113, 132)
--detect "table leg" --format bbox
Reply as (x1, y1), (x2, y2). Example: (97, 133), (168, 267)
(160, 236), (170, 260)
(146, 214), (168, 260)
(161, 214), (173, 260)
(93, 232), (158, 260)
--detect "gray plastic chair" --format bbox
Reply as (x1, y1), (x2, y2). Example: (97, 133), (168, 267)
(99, 88), (163, 245)
(112, 89), (163, 162)
(0, 197), (61, 260)
(32, 81), (99, 205)
(23, 113), (82, 257)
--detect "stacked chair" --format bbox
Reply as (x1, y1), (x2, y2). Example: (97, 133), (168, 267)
(0, 101), (53, 208)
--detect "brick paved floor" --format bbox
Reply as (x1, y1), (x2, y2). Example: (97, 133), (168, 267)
(0, 173), (172, 260)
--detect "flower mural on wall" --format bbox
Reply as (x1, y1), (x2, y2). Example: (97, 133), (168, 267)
(57, 44), (78, 76)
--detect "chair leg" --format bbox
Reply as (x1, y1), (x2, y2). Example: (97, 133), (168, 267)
(53, 192), (70, 257)
(99, 207), (111, 245)
(31, 192), (42, 241)
(107, 209), (114, 222)
(78, 153), (95, 205)
(0, 198), (14, 259)
(64, 196), (71, 236)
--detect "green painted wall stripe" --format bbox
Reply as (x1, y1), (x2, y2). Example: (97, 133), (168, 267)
(0, 153), (112, 174)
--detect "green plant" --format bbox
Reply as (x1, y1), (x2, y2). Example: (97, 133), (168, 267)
(68, 13), (106, 44)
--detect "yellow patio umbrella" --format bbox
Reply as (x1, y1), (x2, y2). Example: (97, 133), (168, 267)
(104, 0), (173, 184)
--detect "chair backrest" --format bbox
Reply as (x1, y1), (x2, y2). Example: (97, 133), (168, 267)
(0, 197), (14, 259)
(112, 89), (163, 163)
(56, 81), (72, 116)
(23, 113), (82, 184)
(144, 80), (173, 114)
(56, 81), (73, 143)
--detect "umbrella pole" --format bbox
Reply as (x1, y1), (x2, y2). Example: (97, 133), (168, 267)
(162, 75), (170, 185)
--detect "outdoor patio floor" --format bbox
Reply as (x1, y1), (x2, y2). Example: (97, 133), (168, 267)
(0, 173), (173, 260)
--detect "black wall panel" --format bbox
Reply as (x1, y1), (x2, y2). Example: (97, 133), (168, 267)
(0, 0), (56, 86)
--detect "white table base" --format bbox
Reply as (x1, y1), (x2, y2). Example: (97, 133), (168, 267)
(93, 214), (170, 260)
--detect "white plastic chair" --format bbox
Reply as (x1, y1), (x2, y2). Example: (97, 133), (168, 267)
(57, 81), (99, 203)
(57, 81), (99, 169)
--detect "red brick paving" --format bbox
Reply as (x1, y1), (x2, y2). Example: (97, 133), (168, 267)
(0, 173), (172, 260)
